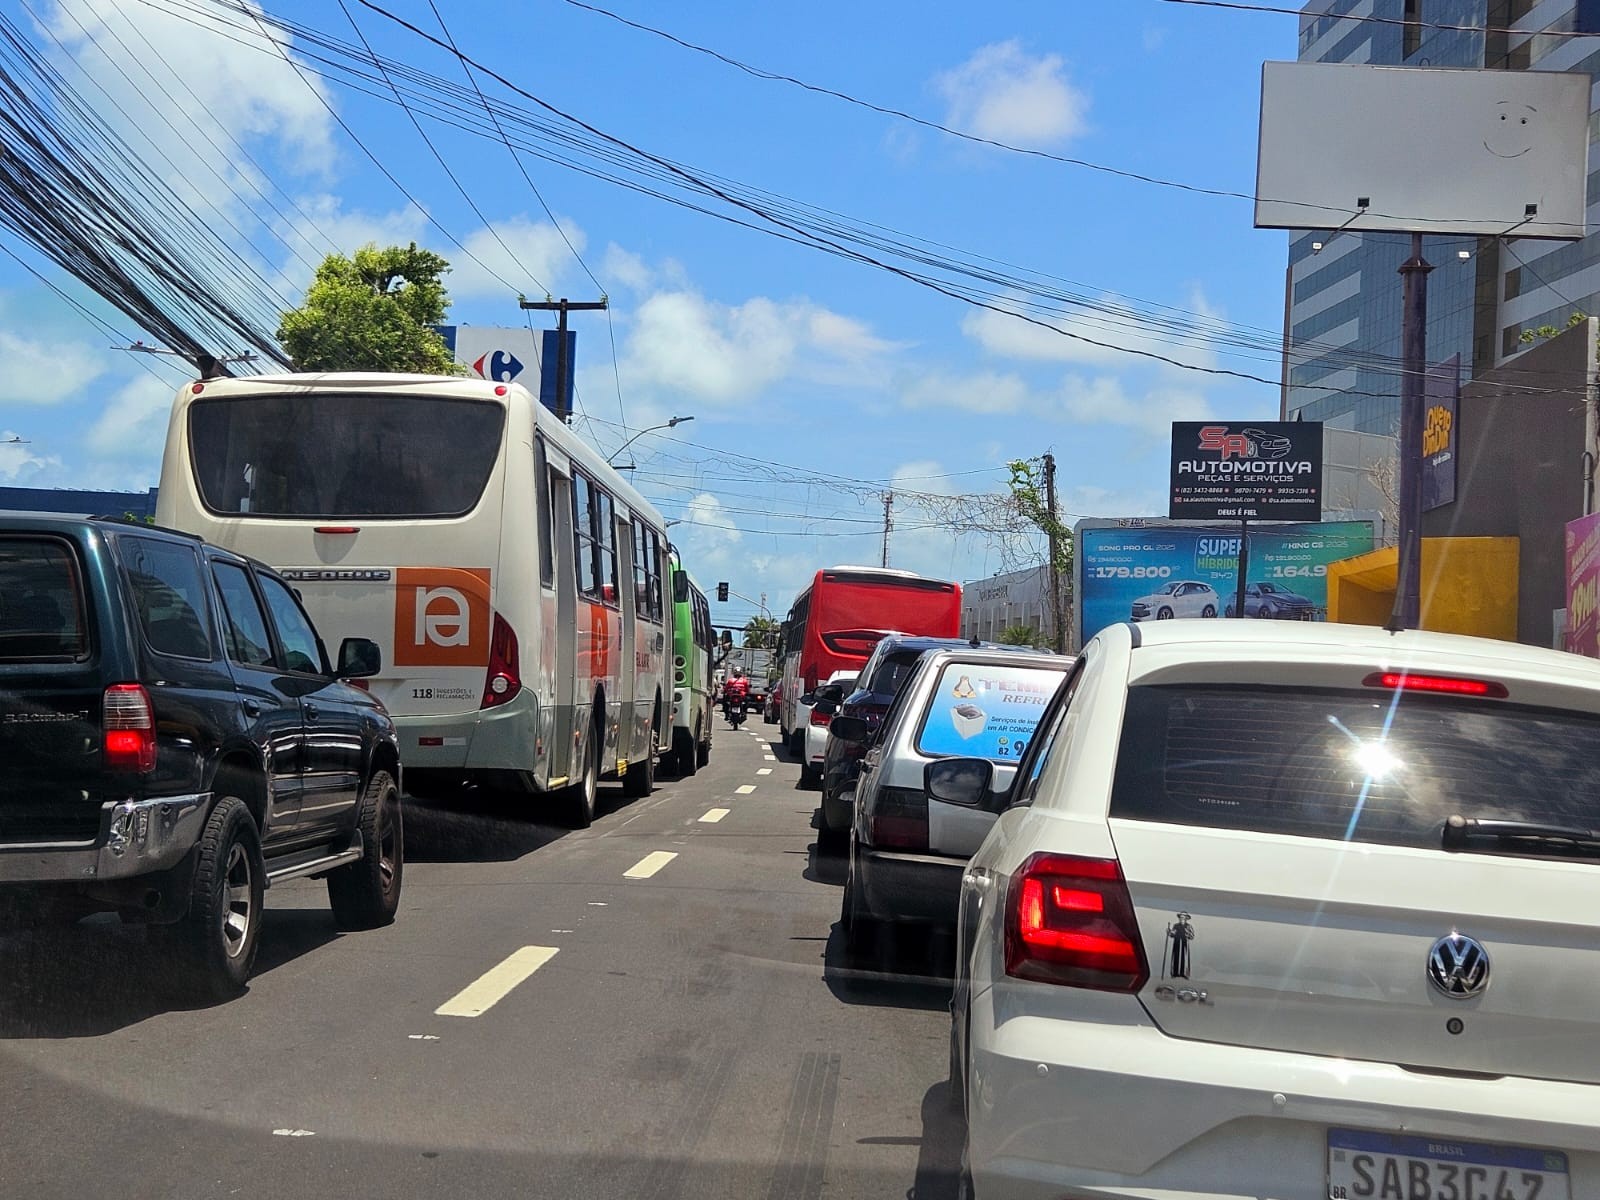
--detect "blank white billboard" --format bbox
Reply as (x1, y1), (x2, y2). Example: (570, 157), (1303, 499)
(1256, 62), (1590, 239)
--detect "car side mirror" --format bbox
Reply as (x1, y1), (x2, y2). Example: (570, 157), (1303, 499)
(924, 758), (995, 808)
(828, 715), (869, 743)
(799, 691), (816, 705)
(337, 637), (381, 679)
(814, 698), (839, 717)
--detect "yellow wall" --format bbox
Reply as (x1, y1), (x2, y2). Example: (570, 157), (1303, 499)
(1326, 538), (1519, 641)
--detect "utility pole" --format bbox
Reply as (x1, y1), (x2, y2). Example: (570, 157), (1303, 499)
(518, 296), (608, 424)
(881, 491), (894, 568)
(1390, 234), (1432, 631)
(1042, 453), (1065, 653)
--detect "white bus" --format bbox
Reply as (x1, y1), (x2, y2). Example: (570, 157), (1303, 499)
(155, 372), (673, 827)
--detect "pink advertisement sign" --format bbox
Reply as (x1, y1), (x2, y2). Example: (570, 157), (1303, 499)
(1564, 512), (1600, 657)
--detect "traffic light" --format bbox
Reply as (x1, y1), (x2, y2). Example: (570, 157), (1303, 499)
(716, 581), (729, 602)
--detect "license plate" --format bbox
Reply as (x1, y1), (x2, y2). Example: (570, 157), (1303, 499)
(1328, 1129), (1569, 1200)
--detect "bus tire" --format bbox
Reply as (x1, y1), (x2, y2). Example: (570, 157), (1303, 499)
(695, 720), (710, 768)
(673, 728), (698, 778)
(623, 724), (656, 799)
(566, 726), (601, 829)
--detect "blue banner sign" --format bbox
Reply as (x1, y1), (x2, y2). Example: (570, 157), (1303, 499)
(914, 662), (1067, 762)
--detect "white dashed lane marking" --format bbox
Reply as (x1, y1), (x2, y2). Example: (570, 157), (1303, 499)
(699, 808), (730, 823)
(757, 768), (772, 776)
(623, 850), (678, 879)
(735, 784), (757, 794)
(434, 946), (560, 1018)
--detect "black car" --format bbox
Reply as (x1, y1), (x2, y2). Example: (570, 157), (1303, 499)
(1224, 580), (1316, 619)
(0, 514), (402, 997)
(818, 634), (1031, 838)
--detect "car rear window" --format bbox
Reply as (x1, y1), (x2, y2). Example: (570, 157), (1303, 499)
(866, 649), (927, 698)
(0, 536), (88, 661)
(914, 661), (1064, 762)
(1111, 685), (1600, 849)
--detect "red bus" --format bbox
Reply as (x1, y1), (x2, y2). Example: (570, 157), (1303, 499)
(777, 566), (961, 745)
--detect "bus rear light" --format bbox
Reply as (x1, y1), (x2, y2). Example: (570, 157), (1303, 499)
(103, 683), (156, 773)
(481, 614), (522, 708)
(314, 525), (360, 535)
(1005, 853), (1148, 992)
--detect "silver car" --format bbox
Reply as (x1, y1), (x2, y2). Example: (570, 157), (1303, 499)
(833, 646), (1072, 962)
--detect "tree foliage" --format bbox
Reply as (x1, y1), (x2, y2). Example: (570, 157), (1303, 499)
(278, 243), (459, 374)
(743, 616), (779, 648)
(997, 623), (1042, 648)
(1006, 458), (1073, 650)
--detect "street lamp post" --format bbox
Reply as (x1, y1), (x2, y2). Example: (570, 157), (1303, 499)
(606, 415), (694, 466)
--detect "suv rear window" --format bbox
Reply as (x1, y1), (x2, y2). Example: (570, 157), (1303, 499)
(120, 536), (213, 660)
(915, 661), (1064, 762)
(1111, 685), (1600, 849)
(0, 537), (88, 661)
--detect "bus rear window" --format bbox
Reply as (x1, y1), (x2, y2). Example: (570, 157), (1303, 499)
(1111, 685), (1600, 849)
(189, 393), (506, 518)
(0, 537), (88, 661)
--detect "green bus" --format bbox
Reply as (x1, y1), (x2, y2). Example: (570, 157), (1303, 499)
(669, 554), (715, 774)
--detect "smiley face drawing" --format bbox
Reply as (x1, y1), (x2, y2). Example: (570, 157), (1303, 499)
(1485, 100), (1539, 160)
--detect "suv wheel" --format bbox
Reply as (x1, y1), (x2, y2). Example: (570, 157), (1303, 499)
(327, 770), (403, 931)
(169, 796), (263, 998)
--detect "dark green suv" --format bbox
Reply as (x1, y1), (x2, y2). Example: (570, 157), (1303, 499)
(0, 513), (403, 997)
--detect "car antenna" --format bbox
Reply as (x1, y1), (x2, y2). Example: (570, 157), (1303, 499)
(970, 635), (981, 647)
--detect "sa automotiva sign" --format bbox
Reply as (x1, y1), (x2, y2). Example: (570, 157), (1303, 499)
(1073, 519), (1375, 648)
(1169, 421), (1324, 522)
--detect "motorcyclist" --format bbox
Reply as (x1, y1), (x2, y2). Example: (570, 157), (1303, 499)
(723, 668), (749, 721)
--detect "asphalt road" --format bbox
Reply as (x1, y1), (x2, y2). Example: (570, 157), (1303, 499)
(0, 717), (964, 1200)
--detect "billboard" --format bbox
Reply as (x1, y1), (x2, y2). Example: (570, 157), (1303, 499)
(1422, 354), (1460, 512)
(1074, 518), (1376, 647)
(1170, 421), (1323, 522)
(1563, 511), (1600, 657)
(1256, 62), (1590, 239)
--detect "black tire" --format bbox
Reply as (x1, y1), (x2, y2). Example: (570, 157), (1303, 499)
(695, 729), (710, 768)
(327, 770), (403, 931)
(947, 993), (970, 1116)
(1201, 604), (1216, 618)
(800, 762), (821, 788)
(624, 726), (656, 798)
(789, 729), (804, 756)
(1157, 606), (1174, 620)
(169, 796), (263, 999)
(673, 728), (698, 778)
(566, 723), (601, 829)
(1256, 606), (1271, 619)
(841, 842), (882, 967)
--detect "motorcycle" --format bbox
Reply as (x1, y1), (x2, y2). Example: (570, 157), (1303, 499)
(725, 697), (747, 727)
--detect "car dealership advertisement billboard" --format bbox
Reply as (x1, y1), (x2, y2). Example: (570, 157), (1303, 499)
(1073, 518), (1376, 647)
(1169, 420), (1324, 522)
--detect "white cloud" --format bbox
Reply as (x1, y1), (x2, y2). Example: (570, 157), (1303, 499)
(84, 374), (174, 462)
(894, 368), (1036, 415)
(934, 41), (1088, 147)
(450, 216), (587, 301)
(1058, 374), (1211, 439)
(961, 290), (1221, 374)
(617, 289), (900, 405)
(0, 330), (109, 404)
(1142, 25), (1169, 52)
(0, 430), (63, 484)
(275, 196), (426, 292)
(600, 244), (654, 293)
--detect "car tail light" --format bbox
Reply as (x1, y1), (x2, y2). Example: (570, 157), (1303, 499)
(869, 786), (927, 851)
(1363, 671), (1507, 699)
(103, 683), (156, 773)
(481, 614), (521, 708)
(1005, 853), (1148, 992)
(810, 708), (832, 728)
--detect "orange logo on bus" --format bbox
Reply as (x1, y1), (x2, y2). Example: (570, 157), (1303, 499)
(394, 568), (492, 667)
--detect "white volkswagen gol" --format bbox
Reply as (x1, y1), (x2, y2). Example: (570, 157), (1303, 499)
(940, 620), (1598, 1200)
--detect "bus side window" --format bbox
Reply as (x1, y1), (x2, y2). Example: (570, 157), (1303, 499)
(632, 517), (649, 616)
(595, 487), (619, 605)
(535, 439), (553, 588)
(572, 472), (600, 598)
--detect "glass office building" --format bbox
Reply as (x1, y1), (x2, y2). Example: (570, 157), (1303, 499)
(1286, 1), (1600, 433)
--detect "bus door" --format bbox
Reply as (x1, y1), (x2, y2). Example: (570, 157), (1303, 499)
(616, 510), (640, 774)
(548, 464), (579, 786)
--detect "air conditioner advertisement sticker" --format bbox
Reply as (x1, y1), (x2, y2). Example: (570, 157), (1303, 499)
(914, 663), (1067, 762)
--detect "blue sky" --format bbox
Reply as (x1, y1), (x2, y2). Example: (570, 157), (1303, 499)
(0, 0), (1299, 628)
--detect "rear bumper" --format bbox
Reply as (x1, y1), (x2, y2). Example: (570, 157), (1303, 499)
(967, 989), (1600, 1200)
(857, 846), (964, 925)
(0, 792), (209, 884)
(396, 691), (538, 772)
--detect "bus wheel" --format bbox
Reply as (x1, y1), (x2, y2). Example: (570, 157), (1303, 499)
(695, 721), (710, 768)
(673, 728), (698, 778)
(623, 725), (656, 799)
(567, 729), (600, 829)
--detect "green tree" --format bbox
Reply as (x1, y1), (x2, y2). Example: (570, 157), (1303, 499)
(997, 623), (1041, 648)
(743, 616), (778, 649)
(1007, 458), (1073, 651)
(278, 243), (459, 374)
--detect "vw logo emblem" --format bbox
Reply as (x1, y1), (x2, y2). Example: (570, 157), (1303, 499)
(1427, 932), (1490, 999)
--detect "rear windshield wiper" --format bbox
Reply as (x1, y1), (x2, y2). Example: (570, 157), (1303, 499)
(1442, 815), (1600, 859)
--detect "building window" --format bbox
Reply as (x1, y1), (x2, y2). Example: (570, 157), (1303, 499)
(1403, 0), (1422, 58)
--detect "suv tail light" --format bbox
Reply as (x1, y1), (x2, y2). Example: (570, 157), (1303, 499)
(103, 683), (156, 773)
(481, 614), (522, 708)
(869, 786), (928, 851)
(1005, 853), (1148, 992)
